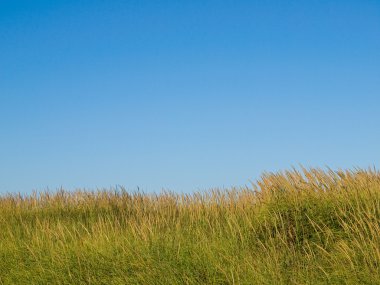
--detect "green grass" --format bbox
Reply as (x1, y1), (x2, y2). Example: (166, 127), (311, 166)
(1, 168), (380, 284)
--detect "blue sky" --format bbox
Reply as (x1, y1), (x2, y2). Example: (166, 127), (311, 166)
(1, 0), (379, 194)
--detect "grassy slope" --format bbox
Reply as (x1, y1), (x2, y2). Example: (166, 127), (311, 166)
(1, 168), (380, 284)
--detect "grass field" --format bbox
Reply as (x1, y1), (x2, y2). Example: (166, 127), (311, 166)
(1, 168), (380, 284)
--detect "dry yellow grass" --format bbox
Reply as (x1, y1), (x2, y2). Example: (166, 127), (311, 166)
(1, 167), (380, 284)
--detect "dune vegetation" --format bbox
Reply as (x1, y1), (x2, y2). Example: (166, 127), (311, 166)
(1, 168), (380, 284)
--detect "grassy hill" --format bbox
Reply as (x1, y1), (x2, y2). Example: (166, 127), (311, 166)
(1, 168), (380, 284)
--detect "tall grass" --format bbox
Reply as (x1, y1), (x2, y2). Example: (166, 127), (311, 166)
(1, 168), (380, 284)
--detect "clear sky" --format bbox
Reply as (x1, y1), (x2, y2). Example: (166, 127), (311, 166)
(1, 0), (379, 194)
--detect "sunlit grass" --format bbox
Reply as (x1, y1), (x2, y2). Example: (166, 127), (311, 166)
(1, 167), (380, 284)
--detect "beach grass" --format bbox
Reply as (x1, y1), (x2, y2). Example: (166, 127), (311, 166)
(1, 167), (380, 284)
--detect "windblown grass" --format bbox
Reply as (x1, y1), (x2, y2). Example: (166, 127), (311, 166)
(1, 168), (380, 284)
